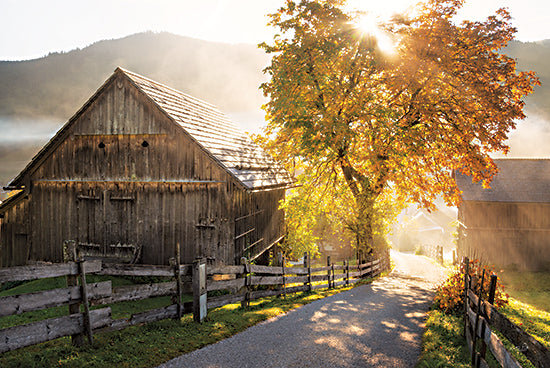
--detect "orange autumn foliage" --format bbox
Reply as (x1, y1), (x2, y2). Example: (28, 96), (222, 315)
(435, 259), (508, 314)
(260, 0), (539, 253)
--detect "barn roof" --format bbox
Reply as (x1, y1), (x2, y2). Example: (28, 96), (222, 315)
(119, 68), (292, 190)
(5, 67), (292, 191)
(455, 158), (550, 203)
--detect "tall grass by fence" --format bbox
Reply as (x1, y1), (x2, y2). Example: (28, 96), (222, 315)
(0, 252), (381, 353)
(462, 257), (550, 368)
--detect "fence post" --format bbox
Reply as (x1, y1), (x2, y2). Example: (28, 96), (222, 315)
(171, 243), (183, 319)
(282, 255), (286, 299)
(344, 260), (349, 285)
(331, 260), (335, 288)
(240, 257), (251, 309)
(327, 256), (332, 289)
(307, 252), (312, 291)
(478, 274), (498, 361)
(77, 257), (93, 345)
(277, 252), (284, 299)
(370, 259), (374, 279)
(64, 240), (84, 347)
(193, 257), (207, 322)
(463, 256), (470, 337)
(472, 269), (486, 367)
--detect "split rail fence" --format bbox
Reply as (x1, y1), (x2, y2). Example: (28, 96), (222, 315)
(462, 257), (550, 368)
(0, 251), (380, 353)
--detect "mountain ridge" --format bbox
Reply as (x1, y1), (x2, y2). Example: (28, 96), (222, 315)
(1, 32), (549, 197)
(0, 31), (270, 122)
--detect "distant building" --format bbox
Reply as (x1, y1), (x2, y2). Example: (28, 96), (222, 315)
(0, 68), (292, 267)
(455, 158), (550, 270)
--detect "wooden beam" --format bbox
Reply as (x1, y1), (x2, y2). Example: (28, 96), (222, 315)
(0, 260), (101, 283)
(0, 308), (111, 353)
(0, 281), (111, 317)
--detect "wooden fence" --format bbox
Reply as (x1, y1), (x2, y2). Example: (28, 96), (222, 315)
(0, 253), (380, 353)
(462, 257), (550, 368)
(417, 244), (444, 264)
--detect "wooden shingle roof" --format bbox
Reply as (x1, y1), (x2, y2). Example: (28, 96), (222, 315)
(455, 158), (550, 203)
(120, 68), (292, 190)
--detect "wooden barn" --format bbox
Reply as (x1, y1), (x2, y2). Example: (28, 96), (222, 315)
(455, 158), (550, 271)
(0, 67), (292, 267)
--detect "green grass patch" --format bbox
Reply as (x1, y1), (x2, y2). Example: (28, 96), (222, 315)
(501, 298), (550, 349)
(416, 309), (470, 368)
(0, 278), (372, 368)
(497, 268), (550, 313)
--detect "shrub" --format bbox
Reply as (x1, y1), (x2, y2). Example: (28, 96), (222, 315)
(434, 259), (508, 314)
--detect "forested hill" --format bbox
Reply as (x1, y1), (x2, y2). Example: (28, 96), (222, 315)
(505, 39), (550, 119)
(0, 34), (549, 123)
(0, 31), (270, 121)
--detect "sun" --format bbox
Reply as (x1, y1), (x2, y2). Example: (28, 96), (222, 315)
(356, 13), (396, 54)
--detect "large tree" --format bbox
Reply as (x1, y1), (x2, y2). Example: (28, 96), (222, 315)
(259, 0), (539, 256)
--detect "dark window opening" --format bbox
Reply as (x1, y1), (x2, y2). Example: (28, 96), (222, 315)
(98, 142), (105, 149)
(141, 140), (149, 148)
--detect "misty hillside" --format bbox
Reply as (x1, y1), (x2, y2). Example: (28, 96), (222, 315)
(505, 40), (550, 118)
(0, 32), (270, 120)
(1, 33), (549, 196)
(1, 35), (549, 122)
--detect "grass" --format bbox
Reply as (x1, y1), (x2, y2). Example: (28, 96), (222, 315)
(415, 309), (471, 368)
(0, 274), (376, 368)
(497, 268), (550, 313)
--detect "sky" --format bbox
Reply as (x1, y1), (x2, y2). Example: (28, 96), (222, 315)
(1, 0), (550, 61)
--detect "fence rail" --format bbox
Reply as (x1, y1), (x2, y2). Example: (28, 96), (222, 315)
(462, 257), (550, 368)
(0, 252), (381, 353)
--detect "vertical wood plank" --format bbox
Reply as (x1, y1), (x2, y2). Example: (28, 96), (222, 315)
(193, 257), (207, 322)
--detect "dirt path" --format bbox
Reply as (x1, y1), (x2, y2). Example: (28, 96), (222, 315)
(158, 251), (449, 368)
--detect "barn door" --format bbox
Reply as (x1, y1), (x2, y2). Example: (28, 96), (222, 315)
(76, 189), (139, 262)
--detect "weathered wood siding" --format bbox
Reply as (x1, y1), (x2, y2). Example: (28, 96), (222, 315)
(1, 74), (285, 266)
(458, 201), (550, 271)
(233, 188), (285, 263)
(0, 195), (31, 267)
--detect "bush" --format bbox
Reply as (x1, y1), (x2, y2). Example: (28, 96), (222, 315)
(434, 259), (508, 314)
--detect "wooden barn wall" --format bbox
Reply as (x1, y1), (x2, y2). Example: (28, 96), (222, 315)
(29, 181), (233, 265)
(458, 201), (550, 271)
(0, 196), (31, 267)
(233, 187), (285, 263)
(19, 74), (238, 266)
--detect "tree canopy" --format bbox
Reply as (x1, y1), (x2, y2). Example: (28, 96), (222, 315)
(259, 0), (539, 255)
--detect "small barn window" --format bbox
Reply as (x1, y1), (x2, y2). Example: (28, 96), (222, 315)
(141, 140), (149, 148)
(98, 142), (105, 149)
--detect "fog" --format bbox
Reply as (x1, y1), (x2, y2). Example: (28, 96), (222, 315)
(0, 118), (60, 143)
(499, 112), (550, 157)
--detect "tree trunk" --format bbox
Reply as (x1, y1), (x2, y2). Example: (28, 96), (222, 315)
(339, 158), (377, 259)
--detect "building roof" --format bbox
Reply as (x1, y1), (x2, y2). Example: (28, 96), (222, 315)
(455, 158), (550, 203)
(6, 67), (292, 191)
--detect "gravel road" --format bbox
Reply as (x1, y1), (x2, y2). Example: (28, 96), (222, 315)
(157, 250), (449, 368)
